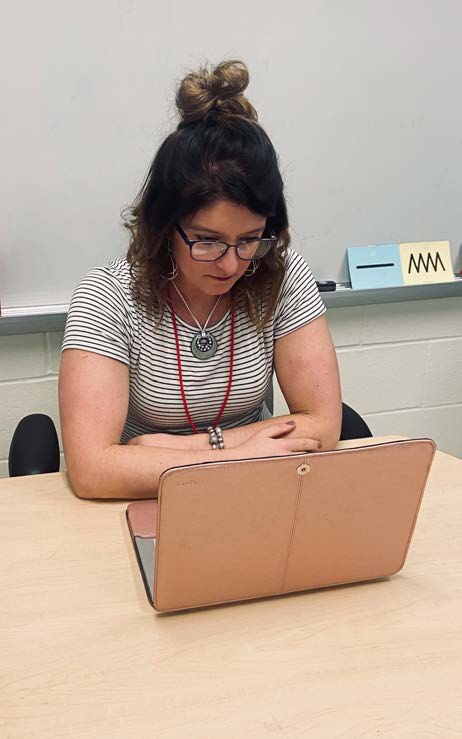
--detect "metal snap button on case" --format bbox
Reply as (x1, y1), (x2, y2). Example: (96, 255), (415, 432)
(297, 464), (311, 475)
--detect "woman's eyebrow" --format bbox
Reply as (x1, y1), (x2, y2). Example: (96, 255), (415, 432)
(189, 223), (266, 235)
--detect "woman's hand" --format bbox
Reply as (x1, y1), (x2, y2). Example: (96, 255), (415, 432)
(233, 420), (321, 458)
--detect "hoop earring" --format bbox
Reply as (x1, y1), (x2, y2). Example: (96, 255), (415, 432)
(162, 240), (178, 280)
(244, 259), (259, 277)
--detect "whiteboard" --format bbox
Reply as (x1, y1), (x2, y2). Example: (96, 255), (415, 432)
(1, 0), (461, 310)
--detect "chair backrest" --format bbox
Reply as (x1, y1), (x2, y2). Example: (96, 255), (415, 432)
(9, 414), (60, 477)
(340, 403), (372, 440)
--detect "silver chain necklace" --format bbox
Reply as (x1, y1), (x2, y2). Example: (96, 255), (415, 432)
(171, 281), (222, 360)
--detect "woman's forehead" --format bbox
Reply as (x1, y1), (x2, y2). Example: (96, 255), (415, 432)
(186, 200), (266, 232)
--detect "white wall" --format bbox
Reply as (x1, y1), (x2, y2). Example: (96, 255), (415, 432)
(1, 297), (460, 478)
(2, 1), (462, 309)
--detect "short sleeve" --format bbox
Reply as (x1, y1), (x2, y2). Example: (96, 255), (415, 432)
(273, 249), (326, 340)
(62, 267), (132, 365)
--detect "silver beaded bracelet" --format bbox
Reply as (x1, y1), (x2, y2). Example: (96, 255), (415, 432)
(207, 425), (225, 450)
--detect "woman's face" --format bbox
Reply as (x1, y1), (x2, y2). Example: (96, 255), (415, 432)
(169, 200), (267, 299)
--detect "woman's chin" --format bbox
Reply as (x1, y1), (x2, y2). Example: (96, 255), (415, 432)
(203, 275), (238, 292)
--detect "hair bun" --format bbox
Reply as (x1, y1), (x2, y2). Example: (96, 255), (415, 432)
(175, 59), (258, 126)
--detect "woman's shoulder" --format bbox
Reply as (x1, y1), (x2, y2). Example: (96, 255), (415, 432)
(276, 247), (317, 299)
(283, 246), (313, 273)
(64, 255), (137, 360)
(75, 255), (137, 306)
(271, 246), (325, 335)
(90, 255), (132, 286)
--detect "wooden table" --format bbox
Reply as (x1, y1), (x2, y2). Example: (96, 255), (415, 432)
(1, 436), (461, 738)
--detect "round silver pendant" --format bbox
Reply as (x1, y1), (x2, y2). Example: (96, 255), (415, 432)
(191, 331), (218, 360)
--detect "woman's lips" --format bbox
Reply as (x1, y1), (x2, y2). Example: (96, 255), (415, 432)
(209, 275), (234, 281)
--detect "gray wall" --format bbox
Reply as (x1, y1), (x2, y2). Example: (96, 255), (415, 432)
(1, 297), (461, 478)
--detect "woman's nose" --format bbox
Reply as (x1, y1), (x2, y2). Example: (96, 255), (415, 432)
(217, 247), (240, 273)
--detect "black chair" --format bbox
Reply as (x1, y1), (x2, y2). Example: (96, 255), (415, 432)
(8, 399), (372, 477)
(8, 414), (60, 477)
(340, 402), (372, 441)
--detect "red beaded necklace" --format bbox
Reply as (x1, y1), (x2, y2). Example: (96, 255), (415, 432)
(168, 298), (235, 434)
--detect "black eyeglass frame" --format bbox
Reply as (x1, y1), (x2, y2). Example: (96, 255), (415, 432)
(174, 222), (278, 262)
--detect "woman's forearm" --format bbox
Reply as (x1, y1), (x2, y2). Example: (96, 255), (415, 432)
(73, 412), (339, 499)
(76, 443), (239, 500)
(130, 411), (340, 453)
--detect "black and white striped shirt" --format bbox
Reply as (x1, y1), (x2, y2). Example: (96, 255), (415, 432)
(62, 248), (326, 443)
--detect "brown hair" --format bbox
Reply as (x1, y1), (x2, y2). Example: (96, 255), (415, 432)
(122, 59), (291, 328)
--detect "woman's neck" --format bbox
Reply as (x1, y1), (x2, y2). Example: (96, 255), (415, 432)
(169, 278), (231, 325)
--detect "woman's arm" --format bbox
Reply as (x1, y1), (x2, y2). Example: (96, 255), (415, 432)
(214, 314), (341, 450)
(58, 349), (211, 499)
(59, 349), (320, 500)
(271, 314), (342, 449)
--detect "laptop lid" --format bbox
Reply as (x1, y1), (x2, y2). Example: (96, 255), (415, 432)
(126, 438), (435, 613)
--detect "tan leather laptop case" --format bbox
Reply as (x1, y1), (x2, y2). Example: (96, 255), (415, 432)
(126, 438), (436, 613)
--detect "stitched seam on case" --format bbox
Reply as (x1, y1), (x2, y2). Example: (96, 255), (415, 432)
(281, 461), (305, 592)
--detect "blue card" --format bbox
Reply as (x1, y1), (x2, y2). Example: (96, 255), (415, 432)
(347, 244), (404, 289)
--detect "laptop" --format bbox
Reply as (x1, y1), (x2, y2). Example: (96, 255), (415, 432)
(126, 438), (436, 613)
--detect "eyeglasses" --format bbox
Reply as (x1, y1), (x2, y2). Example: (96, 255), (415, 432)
(174, 222), (278, 262)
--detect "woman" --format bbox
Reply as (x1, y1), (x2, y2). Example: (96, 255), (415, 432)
(59, 59), (342, 499)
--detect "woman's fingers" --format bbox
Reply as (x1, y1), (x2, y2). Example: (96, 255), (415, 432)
(264, 420), (297, 438)
(260, 422), (321, 449)
(284, 437), (321, 452)
(247, 422), (322, 454)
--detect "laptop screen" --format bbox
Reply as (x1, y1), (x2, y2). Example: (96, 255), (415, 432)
(134, 536), (156, 604)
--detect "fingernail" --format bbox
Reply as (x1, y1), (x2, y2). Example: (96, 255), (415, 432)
(286, 420), (296, 426)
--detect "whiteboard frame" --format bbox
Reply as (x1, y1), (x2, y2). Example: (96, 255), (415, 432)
(1, 280), (461, 336)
